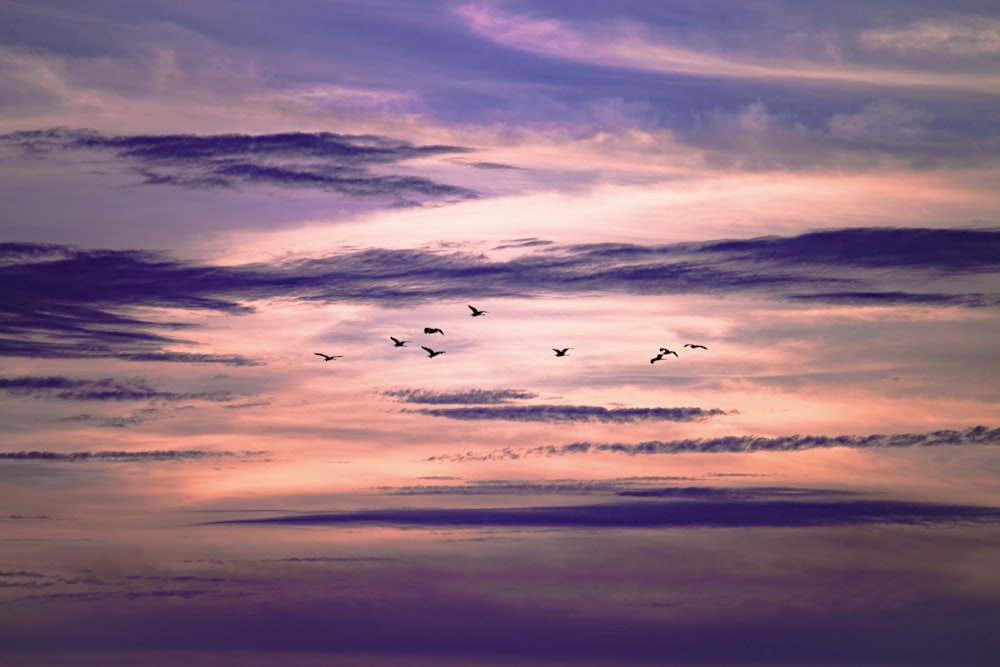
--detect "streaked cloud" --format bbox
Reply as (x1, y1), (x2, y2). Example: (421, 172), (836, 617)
(406, 405), (727, 423)
(0, 375), (235, 402)
(383, 388), (536, 404)
(861, 16), (1000, 57)
(0, 449), (265, 462)
(4, 226), (997, 362)
(377, 477), (697, 495)
(427, 425), (1000, 461)
(209, 498), (1000, 529)
(455, 4), (1000, 91)
(1, 128), (476, 203)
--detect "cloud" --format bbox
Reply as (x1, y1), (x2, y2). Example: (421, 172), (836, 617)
(4, 227), (998, 361)
(1, 128), (477, 203)
(454, 4), (1000, 92)
(0, 449), (266, 462)
(426, 425), (1000, 461)
(384, 388), (537, 404)
(861, 16), (1000, 57)
(406, 405), (727, 423)
(0, 375), (235, 402)
(209, 498), (1000, 529)
(56, 406), (164, 429)
(377, 477), (698, 496)
(697, 227), (1000, 271)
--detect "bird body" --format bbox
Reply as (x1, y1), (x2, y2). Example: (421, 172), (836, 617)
(314, 353), (343, 361)
(424, 327), (444, 335)
(553, 348), (572, 357)
(421, 346), (446, 358)
(659, 348), (679, 357)
(650, 354), (664, 364)
(390, 337), (410, 347)
(468, 305), (488, 317)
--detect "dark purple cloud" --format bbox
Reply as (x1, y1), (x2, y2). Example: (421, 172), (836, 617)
(428, 425), (1000, 461)
(0, 375), (235, 402)
(376, 477), (698, 495)
(698, 227), (1000, 272)
(384, 388), (537, 404)
(0, 449), (265, 462)
(208, 498), (1000, 529)
(3, 227), (997, 361)
(2, 128), (477, 202)
(406, 404), (727, 423)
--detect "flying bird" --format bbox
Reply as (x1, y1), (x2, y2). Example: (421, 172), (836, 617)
(314, 353), (343, 361)
(659, 348), (679, 357)
(552, 348), (572, 357)
(421, 346), (446, 358)
(390, 337), (410, 347)
(424, 327), (444, 335)
(468, 305), (488, 317)
(684, 344), (708, 350)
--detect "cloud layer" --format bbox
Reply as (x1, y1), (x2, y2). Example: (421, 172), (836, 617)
(2, 128), (476, 203)
(211, 498), (1000, 529)
(5, 226), (998, 362)
(428, 425), (1000, 461)
(0, 375), (234, 402)
(0, 449), (265, 462)
(406, 405), (727, 423)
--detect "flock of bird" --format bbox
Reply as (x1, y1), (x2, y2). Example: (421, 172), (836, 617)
(315, 304), (709, 363)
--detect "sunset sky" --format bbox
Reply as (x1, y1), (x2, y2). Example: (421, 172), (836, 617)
(2, 2), (1000, 665)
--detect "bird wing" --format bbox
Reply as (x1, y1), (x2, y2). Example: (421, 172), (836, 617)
(421, 346), (434, 354)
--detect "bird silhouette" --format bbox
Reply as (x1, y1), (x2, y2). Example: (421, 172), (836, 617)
(314, 353), (343, 361)
(552, 348), (572, 357)
(659, 348), (679, 357)
(650, 354), (664, 364)
(390, 337), (410, 347)
(684, 344), (708, 350)
(468, 305), (488, 317)
(424, 327), (444, 335)
(421, 346), (446, 358)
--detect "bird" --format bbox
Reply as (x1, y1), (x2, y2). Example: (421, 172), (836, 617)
(650, 354), (664, 364)
(314, 353), (343, 361)
(468, 305), (488, 317)
(390, 337), (410, 347)
(659, 348), (679, 357)
(424, 327), (444, 335)
(684, 344), (708, 350)
(421, 346), (446, 358)
(552, 348), (572, 357)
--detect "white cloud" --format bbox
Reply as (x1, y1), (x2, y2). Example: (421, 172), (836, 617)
(862, 16), (1000, 57)
(454, 3), (1000, 91)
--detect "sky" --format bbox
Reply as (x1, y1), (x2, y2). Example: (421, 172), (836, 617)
(2, 1), (1000, 665)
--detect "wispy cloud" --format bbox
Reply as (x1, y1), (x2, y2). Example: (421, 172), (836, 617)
(209, 498), (1000, 529)
(455, 4), (1000, 92)
(861, 16), (1000, 57)
(0, 449), (266, 462)
(4, 227), (997, 361)
(56, 406), (165, 429)
(1, 128), (477, 203)
(384, 388), (537, 404)
(0, 375), (235, 402)
(406, 405), (727, 423)
(428, 426), (1000, 461)
(376, 477), (697, 496)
